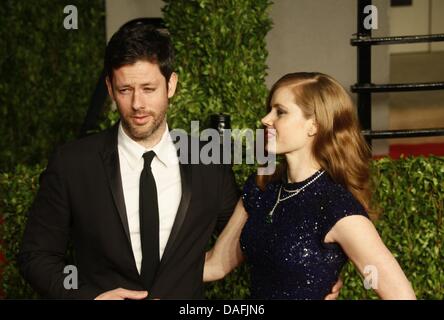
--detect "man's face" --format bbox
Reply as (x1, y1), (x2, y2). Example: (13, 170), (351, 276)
(106, 60), (177, 143)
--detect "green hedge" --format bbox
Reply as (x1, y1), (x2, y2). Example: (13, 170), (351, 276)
(162, 0), (272, 131)
(0, 0), (105, 171)
(1, 156), (443, 299)
(339, 156), (444, 300)
(0, 164), (43, 299)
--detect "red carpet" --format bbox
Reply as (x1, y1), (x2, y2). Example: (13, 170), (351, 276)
(389, 143), (444, 159)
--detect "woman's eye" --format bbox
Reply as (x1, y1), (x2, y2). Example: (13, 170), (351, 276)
(277, 109), (285, 116)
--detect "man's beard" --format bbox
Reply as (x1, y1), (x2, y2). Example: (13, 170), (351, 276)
(121, 110), (166, 142)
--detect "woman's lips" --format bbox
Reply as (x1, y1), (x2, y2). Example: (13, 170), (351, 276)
(266, 129), (276, 139)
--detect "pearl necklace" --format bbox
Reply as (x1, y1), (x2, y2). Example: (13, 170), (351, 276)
(266, 170), (325, 224)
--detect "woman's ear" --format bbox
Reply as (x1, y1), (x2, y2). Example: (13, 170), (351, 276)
(308, 119), (318, 137)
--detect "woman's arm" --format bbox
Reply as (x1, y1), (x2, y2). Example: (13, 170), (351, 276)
(325, 215), (416, 300)
(204, 199), (248, 282)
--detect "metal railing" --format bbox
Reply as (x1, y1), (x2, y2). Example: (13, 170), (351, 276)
(352, 0), (444, 144)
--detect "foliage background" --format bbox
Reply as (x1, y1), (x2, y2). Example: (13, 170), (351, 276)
(162, 0), (271, 131)
(339, 156), (444, 300)
(0, 0), (106, 171)
(0, 0), (105, 298)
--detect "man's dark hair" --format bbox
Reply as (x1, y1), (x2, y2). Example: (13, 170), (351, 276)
(104, 19), (174, 82)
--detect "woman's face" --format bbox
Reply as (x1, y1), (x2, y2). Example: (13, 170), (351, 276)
(261, 86), (316, 156)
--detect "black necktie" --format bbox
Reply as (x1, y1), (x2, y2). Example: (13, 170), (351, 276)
(139, 150), (159, 290)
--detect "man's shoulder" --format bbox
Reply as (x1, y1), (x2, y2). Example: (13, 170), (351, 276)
(56, 127), (115, 160)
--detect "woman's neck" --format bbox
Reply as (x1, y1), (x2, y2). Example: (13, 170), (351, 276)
(285, 151), (321, 183)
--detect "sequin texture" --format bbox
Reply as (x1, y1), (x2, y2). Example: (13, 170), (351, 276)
(240, 171), (369, 299)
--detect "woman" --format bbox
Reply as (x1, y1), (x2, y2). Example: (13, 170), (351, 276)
(204, 72), (416, 300)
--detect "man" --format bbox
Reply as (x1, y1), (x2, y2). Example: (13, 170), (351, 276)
(18, 20), (238, 300)
(18, 20), (341, 300)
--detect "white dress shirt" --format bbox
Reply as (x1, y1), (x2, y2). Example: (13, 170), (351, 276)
(118, 122), (182, 274)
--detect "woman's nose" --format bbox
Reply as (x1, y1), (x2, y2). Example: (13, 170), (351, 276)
(261, 113), (273, 127)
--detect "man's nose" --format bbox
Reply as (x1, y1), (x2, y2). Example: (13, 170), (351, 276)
(131, 90), (143, 110)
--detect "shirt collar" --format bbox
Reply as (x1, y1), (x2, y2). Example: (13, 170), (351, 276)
(118, 121), (176, 170)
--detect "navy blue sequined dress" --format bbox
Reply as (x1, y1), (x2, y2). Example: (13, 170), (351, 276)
(240, 171), (369, 300)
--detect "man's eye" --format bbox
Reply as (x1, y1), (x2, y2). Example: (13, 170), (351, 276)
(143, 87), (155, 92)
(119, 89), (130, 94)
(277, 109), (285, 116)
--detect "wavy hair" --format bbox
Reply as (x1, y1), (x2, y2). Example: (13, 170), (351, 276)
(257, 72), (373, 215)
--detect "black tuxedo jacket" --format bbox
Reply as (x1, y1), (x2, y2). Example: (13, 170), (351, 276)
(18, 123), (239, 299)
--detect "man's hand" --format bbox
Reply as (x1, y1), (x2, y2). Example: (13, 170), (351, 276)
(94, 288), (148, 300)
(324, 277), (343, 300)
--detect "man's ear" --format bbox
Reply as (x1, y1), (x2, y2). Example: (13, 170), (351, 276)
(167, 72), (178, 99)
(105, 76), (115, 101)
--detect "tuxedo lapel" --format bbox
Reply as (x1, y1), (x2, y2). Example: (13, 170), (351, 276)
(99, 123), (131, 245)
(157, 135), (193, 269)
(99, 128), (194, 282)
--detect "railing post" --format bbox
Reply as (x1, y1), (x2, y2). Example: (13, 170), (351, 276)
(357, 0), (372, 147)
